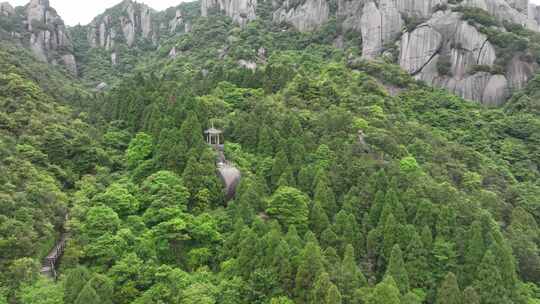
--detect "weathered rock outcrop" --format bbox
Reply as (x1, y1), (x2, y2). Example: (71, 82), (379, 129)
(398, 9), (517, 105)
(360, 2), (383, 59)
(0, 2), (14, 16)
(397, 0), (446, 18)
(464, 0), (540, 30)
(507, 55), (538, 90)
(169, 9), (183, 33)
(87, 0), (156, 49)
(198, 0), (539, 104)
(400, 25), (442, 74)
(341, 0), (404, 58)
(202, 0), (257, 27)
(273, 0), (329, 31)
(24, 0), (78, 75)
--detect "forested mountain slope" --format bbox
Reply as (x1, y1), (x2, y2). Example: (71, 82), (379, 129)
(0, 41), (116, 302)
(0, 0), (540, 304)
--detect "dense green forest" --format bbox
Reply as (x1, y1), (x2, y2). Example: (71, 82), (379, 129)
(1, 1), (540, 304)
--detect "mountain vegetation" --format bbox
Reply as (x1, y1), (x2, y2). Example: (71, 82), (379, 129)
(0, 0), (539, 304)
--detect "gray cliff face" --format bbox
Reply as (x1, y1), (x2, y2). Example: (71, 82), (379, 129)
(200, 0), (540, 104)
(202, 0), (257, 27)
(464, 0), (540, 30)
(169, 9), (183, 33)
(399, 25), (442, 74)
(86, 0), (192, 65)
(273, 0), (329, 31)
(399, 10), (512, 105)
(25, 0), (78, 75)
(87, 0), (155, 49)
(0, 2), (14, 16)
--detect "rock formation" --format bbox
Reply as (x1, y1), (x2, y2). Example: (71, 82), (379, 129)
(398, 9), (513, 105)
(169, 9), (183, 33)
(198, 0), (540, 104)
(202, 0), (257, 27)
(24, 0), (78, 75)
(273, 0), (330, 32)
(87, 0), (156, 49)
(0, 2), (14, 16)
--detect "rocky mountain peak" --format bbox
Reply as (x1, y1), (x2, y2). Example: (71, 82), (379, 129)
(0, 2), (14, 16)
(201, 0), (540, 105)
(87, 0), (165, 50)
(201, 0), (257, 27)
(1, 0), (79, 75)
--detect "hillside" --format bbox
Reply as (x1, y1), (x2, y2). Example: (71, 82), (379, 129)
(0, 0), (540, 304)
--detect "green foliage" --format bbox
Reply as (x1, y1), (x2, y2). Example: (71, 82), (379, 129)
(2, 3), (540, 304)
(126, 133), (153, 169)
(453, 7), (500, 27)
(437, 55), (452, 76)
(437, 272), (462, 304)
(267, 186), (310, 232)
(385, 245), (410, 294)
(64, 267), (91, 304)
(18, 278), (64, 304)
(368, 276), (401, 304)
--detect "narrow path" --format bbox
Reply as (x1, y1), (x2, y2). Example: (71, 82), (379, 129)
(40, 233), (68, 279)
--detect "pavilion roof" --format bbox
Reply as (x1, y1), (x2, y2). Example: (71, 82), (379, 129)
(204, 127), (223, 134)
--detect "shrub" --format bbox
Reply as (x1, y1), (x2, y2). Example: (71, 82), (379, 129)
(453, 7), (500, 27)
(437, 55), (452, 76)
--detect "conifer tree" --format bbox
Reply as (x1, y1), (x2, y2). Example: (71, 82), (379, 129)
(297, 165), (315, 195)
(309, 200), (330, 236)
(383, 214), (401, 260)
(474, 250), (509, 304)
(288, 140), (306, 171)
(313, 176), (337, 217)
(285, 225), (303, 264)
(402, 292), (422, 304)
(179, 110), (204, 153)
(323, 247), (340, 282)
(432, 237), (457, 283)
(273, 240), (295, 294)
(326, 283), (342, 304)
(368, 276), (401, 304)
(64, 267), (91, 304)
(271, 150), (289, 187)
(342, 186), (364, 222)
(368, 191), (386, 229)
(462, 287), (480, 304)
(421, 225), (433, 250)
(234, 193), (256, 225)
(339, 244), (367, 304)
(436, 206), (456, 240)
(74, 283), (101, 304)
(258, 125), (274, 155)
(405, 231), (431, 290)
(304, 230), (319, 246)
(311, 272), (331, 304)
(295, 242), (325, 304)
(236, 229), (259, 278)
(464, 221), (485, 284)
(379, 188), (405, 226)
(437, 272), (461, 304)
(320, 227), (338, 250)
(182, 155), (203, 205)
(334, 210), (358, 254)
(88, 274), (114, 304)
(385, 245), (410, 294)
(277, 167), (296, 188)
(413, 199), (436, 229)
